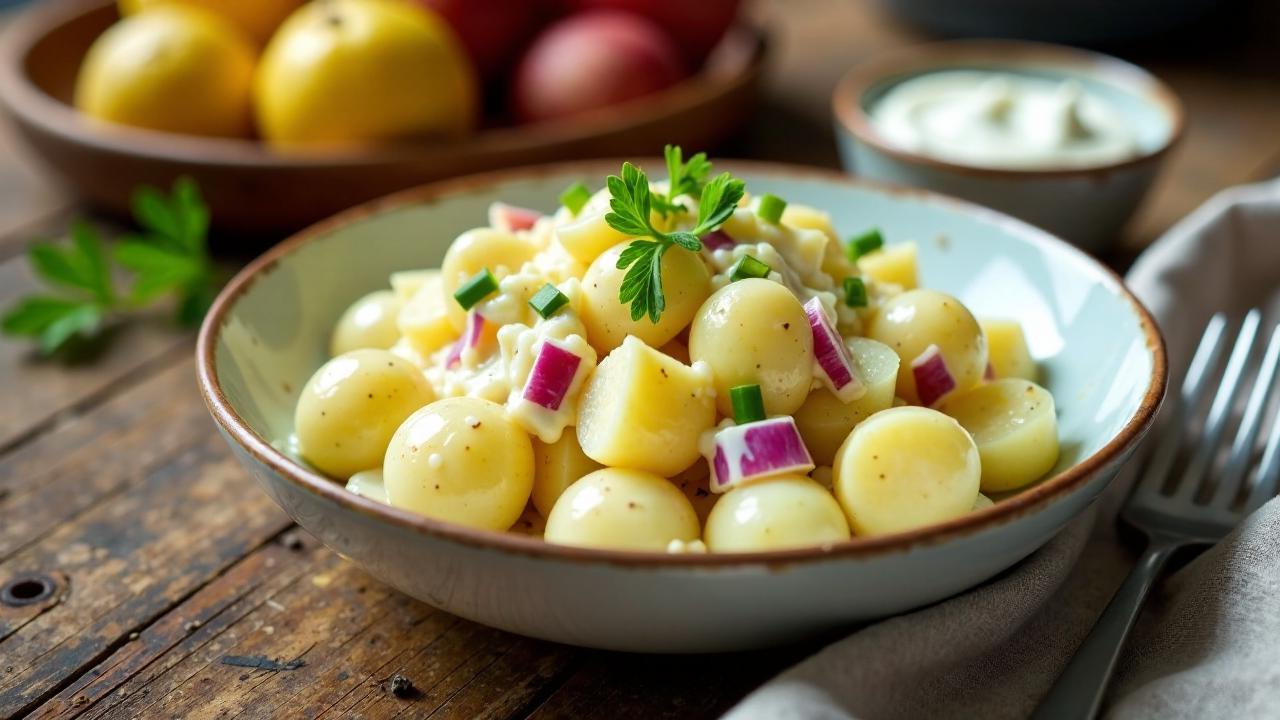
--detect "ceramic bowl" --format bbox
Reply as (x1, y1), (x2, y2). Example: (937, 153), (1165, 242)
(0, 0), (765, 238)
(833, 40), (1183, 254)
(197, 160), (1166, 653)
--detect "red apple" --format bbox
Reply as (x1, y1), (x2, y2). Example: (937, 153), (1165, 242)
(416, 0), (542, 79)
(512, 10), (687, 124)
(567, 0), (742, 65)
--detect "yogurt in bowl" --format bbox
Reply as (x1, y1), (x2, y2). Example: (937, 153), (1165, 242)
(834, 41), (1183, 253)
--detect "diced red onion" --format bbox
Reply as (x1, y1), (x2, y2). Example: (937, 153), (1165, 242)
(912, 344), (956, 407)
(803, 297), (865, 402)
(702, 230), (734, 252)
(446, 311), (486, 369)
(984, 362), (996, 381)
(710, 417), (815, 493)
(522, 339), (583, 410)
(489, 202), (541, 232)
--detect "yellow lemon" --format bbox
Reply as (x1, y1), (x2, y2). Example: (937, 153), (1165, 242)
(254, 0), (477, 148)
(75, 7), (256, 138)
(119, 0), (303, 45)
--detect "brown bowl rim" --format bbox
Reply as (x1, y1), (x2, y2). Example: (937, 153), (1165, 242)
(195, 158), (1168, 568)
(832, 39), (1186, 180)
(0, 0), (768, 169)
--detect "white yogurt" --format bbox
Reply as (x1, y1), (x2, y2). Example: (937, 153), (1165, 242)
(870, 71), (1138, 169)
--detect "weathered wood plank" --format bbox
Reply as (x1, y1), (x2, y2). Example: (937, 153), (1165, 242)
(0, 430), (291, 717)
(30, 535), (322, 720)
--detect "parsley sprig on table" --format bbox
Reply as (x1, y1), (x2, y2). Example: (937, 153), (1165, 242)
(605, 157), (745, 323)
(1, 177), (220, 355)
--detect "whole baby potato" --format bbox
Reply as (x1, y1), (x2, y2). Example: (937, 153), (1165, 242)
(580, 241), (710, 354)
(330, 289), (401, 356)
(688, 278), (813, 416)
(295, 349), (435, 478)
(384, 396), (534, 531)
(544, 468), (700, 551)
(866, 289), (987, 406)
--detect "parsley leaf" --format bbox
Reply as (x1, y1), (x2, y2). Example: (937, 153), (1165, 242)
(1, 177), (221, 356)
(652, 145), (713, 217)
(604, 155), (745, 323)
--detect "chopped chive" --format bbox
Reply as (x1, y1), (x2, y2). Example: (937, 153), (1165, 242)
(843, 276), (868, 307)
(529, 282), (569, 319)
(453, 268), (498, 310)
(560, 182), (591, 216)
(756, 194), (787, 224)
(846, 228), (884, 261)
(728, 255), (771, 282)
(730, 384), (766, 424)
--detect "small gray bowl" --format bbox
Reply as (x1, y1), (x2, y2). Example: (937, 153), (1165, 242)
(833, 40), (1183, 253)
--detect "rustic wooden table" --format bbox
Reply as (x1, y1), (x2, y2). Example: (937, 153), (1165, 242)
(2, 1), (1279, 718)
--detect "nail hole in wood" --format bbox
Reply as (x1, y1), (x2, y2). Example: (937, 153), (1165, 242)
(1, 574), (57, 607)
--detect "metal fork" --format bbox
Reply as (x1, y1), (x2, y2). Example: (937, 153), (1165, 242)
(1032, 310), (1280, 720)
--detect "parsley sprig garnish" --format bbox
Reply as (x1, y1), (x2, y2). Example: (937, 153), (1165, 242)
(1, 177), (221, 355)
(605, 158), (745, 323)
(651, 144), (712, 217)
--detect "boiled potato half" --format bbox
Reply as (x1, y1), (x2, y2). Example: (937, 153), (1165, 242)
(576, 337), (716, 476)
(330, 289), (401, 356)
(834, 406), (981, 536)
(689, 278), (814, 417)
(940, 379), (1059, 492)
(384, 397), (534, 531)
(544, 468), (700, 551)
(704, 475), (850, 552)
(440, 228), (540, 331)
(794, 337), (900, 465)
(295, 349), (436, 478)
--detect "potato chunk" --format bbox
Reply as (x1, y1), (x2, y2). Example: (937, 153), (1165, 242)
(532, 432), (602, 518)
(545, 468), (700, 551)
(794, 337), (900, 465)
(384, 397), (533, 531)
(397, 271), (457, 357)
(440, 228), (539, 331)
(858, 242), (918, 290)
(940, 379), (1059, 492)
(576, 337), (716, 476)
(834, 406), (980, 536)
(704, 474), (849, 552)
(980, 318), (1037, 381)
(555, 210), (629, 265)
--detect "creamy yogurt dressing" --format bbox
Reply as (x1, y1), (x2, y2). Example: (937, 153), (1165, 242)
(870, 71), (1138, 169)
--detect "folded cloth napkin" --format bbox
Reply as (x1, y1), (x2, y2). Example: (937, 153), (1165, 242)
(725, 179), (1280, 720)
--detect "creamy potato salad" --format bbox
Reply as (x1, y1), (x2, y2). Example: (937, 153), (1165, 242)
(293, 148), (1060, 553)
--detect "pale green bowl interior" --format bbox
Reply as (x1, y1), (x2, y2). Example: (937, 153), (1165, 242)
(214, 167), (1156, 489)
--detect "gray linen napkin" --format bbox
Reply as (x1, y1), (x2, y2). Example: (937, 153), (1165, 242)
(725, 179), (1280, 720)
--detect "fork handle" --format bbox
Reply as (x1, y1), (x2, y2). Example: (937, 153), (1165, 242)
(1030, 540), (1179, 720)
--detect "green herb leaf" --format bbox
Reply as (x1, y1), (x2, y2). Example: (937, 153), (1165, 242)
(604, 156), (745, 323)
(39, 304), (101, 354)
(114, 241), (203, 303)
(1, 296), (85, 335)
(655, 145), (713, 217)
(121, 176), (218, 325)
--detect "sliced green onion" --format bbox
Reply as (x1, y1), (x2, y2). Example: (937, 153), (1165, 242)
(728, 255), (771, 282)
(453, 268), (498, 310)
(560, 182), (591, 216)
(846, 228), (884, 261)
(756, 193), (787, 224)
(843, 276), (868, 307)
(730, 384), (766, 424)
(529, 282), (569, 319)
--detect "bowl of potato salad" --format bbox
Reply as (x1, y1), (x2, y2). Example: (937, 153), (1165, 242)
(197, 150), (1166, 652)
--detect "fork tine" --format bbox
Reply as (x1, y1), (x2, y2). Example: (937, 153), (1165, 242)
(1132, 313), (1229, 502)
(1245, 341), (1280, 513)
(1211, 323), (1280, 508)
(1170, 310), (1263, 503)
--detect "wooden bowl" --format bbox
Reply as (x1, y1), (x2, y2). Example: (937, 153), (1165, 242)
(0, 0), (767, 238)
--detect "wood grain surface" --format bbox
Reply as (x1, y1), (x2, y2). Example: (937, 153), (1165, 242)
(2, 0), (1278, 717)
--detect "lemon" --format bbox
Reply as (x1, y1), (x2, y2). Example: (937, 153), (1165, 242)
(254, 0), (477, 148)
(75, 7), (256, 138)
(119, 0), (303, 45)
